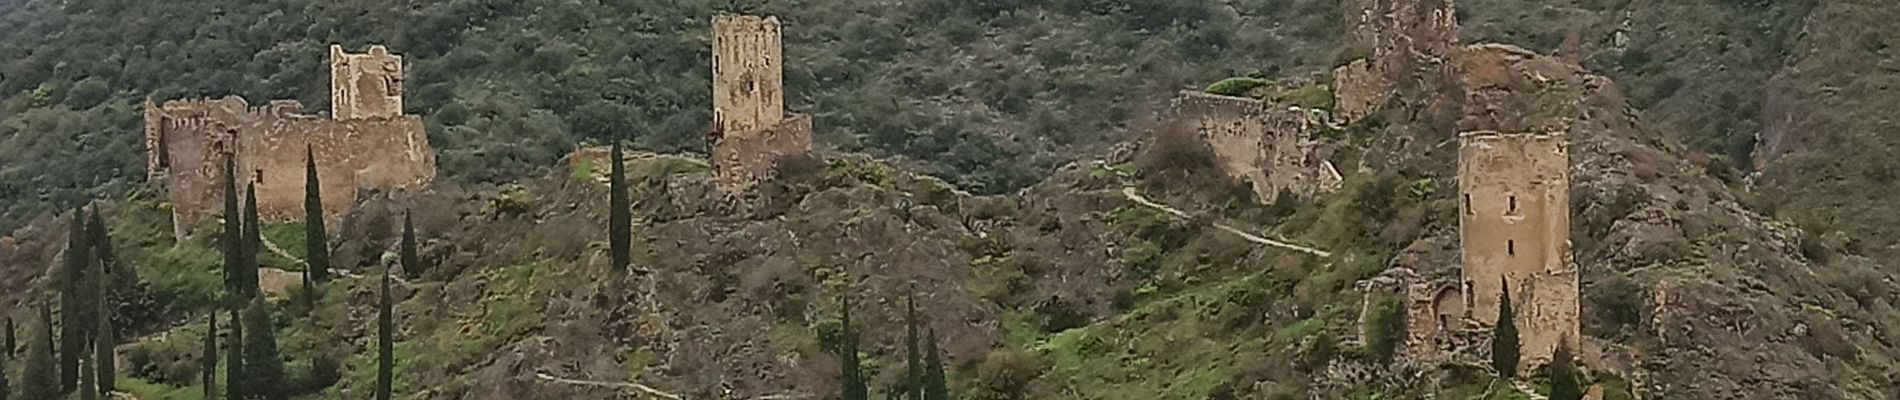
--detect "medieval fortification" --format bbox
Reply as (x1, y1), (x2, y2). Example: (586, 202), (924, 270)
(144, 45), (436, 239)
(709, 15), (815, 196)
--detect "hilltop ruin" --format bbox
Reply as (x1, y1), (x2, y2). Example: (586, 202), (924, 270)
(708, 14), (814, 196)
(1164, 90), (1344, 204)
(144, 45), (436, 239)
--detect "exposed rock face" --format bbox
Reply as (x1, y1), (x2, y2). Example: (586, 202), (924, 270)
(1165, 91), (1343, 204)
(144, 45), (436, 239)
(709, 14), (813, 197)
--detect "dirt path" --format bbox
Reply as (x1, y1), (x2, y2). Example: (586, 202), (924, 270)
(1120, 187), (1333, 257)
(534, 372), (685, 399)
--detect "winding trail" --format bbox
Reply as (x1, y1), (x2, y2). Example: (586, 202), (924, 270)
(1120, 187), (1333, 257)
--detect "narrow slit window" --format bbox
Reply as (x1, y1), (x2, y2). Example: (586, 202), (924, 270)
(1507, 240), (1516, 256)
(1507, 195), (1518, 214)
(1464, 193), (1472, 215)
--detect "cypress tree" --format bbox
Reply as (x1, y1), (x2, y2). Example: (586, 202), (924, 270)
(1491, 278), (1520, 378)
(608, 142), (631, 274)
(86, 208), (118, 279)
(60, 208), (93, 394)
(1548, 339), (1583, 400)
(222, 158), (243, 299)
(225, 308), (243, 400)
(376, 266), (394, 400)
(303, 146), (330, 284)
(240, 300), (286, 400)
(0, 321), (8, 400)
(839, 296), (867, 400)
(1365, 297), (1406, 365)
(903, 290), (922, 399)
(93, 259), (116, 395)
(6, 316), (15, 356)
(400, 212), (421, 279)
(242, 184), (262, 299)
(921, 328), (949, 400)
(203, 313), (218, 399)
(22, 305), (57, 400)
(78, 345), (97, 400)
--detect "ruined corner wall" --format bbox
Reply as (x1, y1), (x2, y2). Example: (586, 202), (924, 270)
(331, 45), (405, 121)
(713, 114), (814, 194)
(1169, 91), (1343, 204)
(1333, 0), (1460, 124)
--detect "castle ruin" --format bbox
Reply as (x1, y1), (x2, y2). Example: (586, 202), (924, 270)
(1165, 91), (1343, 204)
(145, 45), (436, 239)
(709, 15), (814, 196)
(1333, 0), (1460, 124)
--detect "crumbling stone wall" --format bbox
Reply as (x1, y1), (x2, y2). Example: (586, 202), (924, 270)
(1455, 43), (1586, 369)
(330, 45), (405, 121)
(709, 14), (812, 196)
(146, 46), (436, 239)
(1167, 91), (1343, 204)
(1333, 0), (1460, 124)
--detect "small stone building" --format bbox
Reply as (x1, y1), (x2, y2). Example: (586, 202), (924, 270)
(145, 45), (436, 239)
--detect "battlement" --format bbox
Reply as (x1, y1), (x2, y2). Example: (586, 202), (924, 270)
(708, 14), (811, 197)
(146, 45), (435, 239)
(1164, 91), (1342, 204)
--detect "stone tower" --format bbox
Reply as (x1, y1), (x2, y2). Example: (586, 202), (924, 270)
(708, 14), (813, 196)
(1456, 44), (1582, 369)
(712, 15), (786, 135)
(330, 45), (405, 120)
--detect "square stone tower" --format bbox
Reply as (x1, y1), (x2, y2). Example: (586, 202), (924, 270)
(708, 14), (813, 196)
(1456, 44), (1583, 369)
(713, 15), (786, 135)
(330, 45), (405, 120)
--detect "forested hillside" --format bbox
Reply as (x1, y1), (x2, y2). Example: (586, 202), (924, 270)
(0, 0), (1351, 231)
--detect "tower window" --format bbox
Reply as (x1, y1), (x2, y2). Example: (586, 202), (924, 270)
(1507, 195), (1518, 215)
(1463, 193), (1472, 215)
(1507, 240), (1516, 256)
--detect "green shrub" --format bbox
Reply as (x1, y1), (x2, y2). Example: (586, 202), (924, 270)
(1204, 77), (1271, 97)
(1362, 296), (1406, 365)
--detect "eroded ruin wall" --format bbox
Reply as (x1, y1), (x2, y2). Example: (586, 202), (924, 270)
(712, 15), (785, 135)
(713, 114), (814, 194)
(330, 45), (405, 121)
(1334, 0), (1460, 124)
(1170, 91), (1342, 204)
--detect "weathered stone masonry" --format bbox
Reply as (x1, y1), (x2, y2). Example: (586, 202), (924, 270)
(709, 15), (813, 196)
(1166, 91), (1343, 204)
(1333, 0), (1459, 125)
(146, 45), (436, 239)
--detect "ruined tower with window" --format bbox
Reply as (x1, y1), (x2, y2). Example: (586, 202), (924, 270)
(1455, 43), (1583, 369)
(145, 45), (436, 239)
(709, 14), (814, 196)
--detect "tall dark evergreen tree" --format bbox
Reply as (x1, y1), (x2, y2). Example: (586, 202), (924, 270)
(21, 305), (57, 400)
(93, 260), (116, 395)
(376, 266), (395, 400)
(1491, 278), (1520, 378)
(78, 344), (97, 400)
(921, 328), (949, 400)
(839, 296), (867, 400)
(85, 208), (119, 279)
(203, 313), (218, 399)
(222, 158), (243, 299)
(903, 290), (922, 399)
(59, 208), (93, 394)
(1548, 339), (1584, 400)
(239, 300), (286, 400)
(303, 146), (330, 284)
(6, 316), (15, 356)
(0, 319), (8, 400)
(242, 183), (262, 299)
(608, 142), (631, 274)
(400, 212), (421, 279)
(225, 308), (244, 400)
